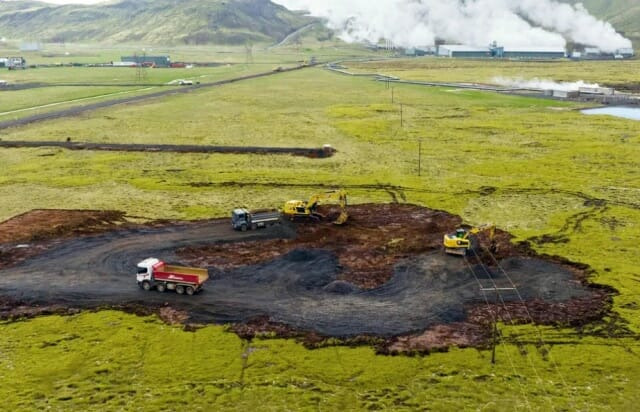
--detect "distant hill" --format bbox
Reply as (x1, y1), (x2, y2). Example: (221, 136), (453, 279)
(561, 0), (640, 41)
(0, 0), (636, 49)
(0, 0), (317, 45)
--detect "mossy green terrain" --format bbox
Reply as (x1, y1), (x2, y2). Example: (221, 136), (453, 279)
(0, 60), (639, 410)
(1, 312), (638, 410)
(0, 43), (370, 120)
(349, 58), (640, 85)
(0, 63), (277, 120)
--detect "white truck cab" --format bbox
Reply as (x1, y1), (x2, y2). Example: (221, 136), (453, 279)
(136, 257), (160, 283)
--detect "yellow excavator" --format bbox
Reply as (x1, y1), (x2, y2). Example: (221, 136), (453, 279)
(443, 224), (495, 256)
(283, 190), (348, 225)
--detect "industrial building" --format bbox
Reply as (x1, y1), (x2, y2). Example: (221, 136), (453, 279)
(501, 47), (566, 59)
(573, 47), (635, 60)
(616, 48), (635, 58)
(405, 46), (435, 56)
(121, 55), (171, 67)
(436, 45), (492, 58)
(437, 44), (566, 59)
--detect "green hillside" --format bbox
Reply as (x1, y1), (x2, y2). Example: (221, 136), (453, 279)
(0, 0), (316, 45)
(562, 0), (640, 40)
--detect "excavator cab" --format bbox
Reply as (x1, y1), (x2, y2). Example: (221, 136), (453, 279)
(443, 224), (494, 256)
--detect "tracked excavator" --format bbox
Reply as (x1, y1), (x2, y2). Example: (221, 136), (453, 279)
(443, 224), (495, 256)
(283, 190), (348, 225)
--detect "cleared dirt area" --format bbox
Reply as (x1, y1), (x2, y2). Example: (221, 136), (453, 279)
(0, 209), (128, 244)
(0, 205), (611, 352)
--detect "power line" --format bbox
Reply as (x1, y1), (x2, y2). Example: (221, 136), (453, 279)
(462, 256), (533, 411)
(479, 245), (579, 407)
(465, 251), (557, 411)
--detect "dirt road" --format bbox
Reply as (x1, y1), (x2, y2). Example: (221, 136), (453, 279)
(0, 208), (594, 337)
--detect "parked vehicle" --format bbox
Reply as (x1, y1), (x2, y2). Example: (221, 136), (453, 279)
(231, 208), (280, 231)
(136, 258), (208, 295)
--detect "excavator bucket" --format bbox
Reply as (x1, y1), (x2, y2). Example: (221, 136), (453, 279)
(333, 211), (349, 225)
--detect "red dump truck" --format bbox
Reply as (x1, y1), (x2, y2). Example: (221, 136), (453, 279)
(136, 258), (209, 295)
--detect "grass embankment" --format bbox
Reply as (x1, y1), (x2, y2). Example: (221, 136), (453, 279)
(0, 66), (639, 409)
(348, 58), (640, 85)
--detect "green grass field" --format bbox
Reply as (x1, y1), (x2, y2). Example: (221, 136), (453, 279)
(0, 64), (280, 120)
(0, 42), (374, 121)
(1, 57), (639, 410)
(349, 57), (640, 85)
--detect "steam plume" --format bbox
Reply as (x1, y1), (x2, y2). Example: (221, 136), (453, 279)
(492, 77), (599, 91)
(274, 0), (631, 52)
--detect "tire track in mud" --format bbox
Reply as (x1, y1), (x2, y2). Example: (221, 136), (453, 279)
(0, 217), (593, 337)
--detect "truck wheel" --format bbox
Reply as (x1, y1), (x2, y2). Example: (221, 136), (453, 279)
(156, 283), (166, 293)
(186, 286), (195, 296)
(251, 223), (257, 230)
(141, 281), (152, 291)
(176, 285), (185, 295)
(240, 224), (247, 232)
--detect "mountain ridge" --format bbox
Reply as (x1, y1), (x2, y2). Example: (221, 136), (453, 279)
(0, 0), (637, 47)
(0, 0), (316, 45)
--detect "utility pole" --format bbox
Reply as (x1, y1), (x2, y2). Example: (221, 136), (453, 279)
(491, 289), (499, 364)
(480, 286), (515, 365)
(400, 103), (403, 128)
(491, 318), (498, 364)
(418, 139), (422, 176)
(245, 41), (254, 66)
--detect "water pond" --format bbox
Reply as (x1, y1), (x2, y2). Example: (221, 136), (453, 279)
(581, 106), (640, 121)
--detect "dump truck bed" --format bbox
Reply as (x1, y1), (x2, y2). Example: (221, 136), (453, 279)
(251, 210), (280, 221)
(152, 262), (209, 284)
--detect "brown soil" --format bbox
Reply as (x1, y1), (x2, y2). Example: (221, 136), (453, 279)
(0, 209), (128, 244)
(178, 204), (519, 289)
(387, 323), (489, 354)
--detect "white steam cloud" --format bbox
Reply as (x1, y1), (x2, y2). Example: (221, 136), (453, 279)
(492, 77), (599, 91)
(274, 0), (631, 52)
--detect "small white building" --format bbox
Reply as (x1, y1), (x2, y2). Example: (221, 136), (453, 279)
(579, 87), (615, 96)
(552, 90), (579, 98)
